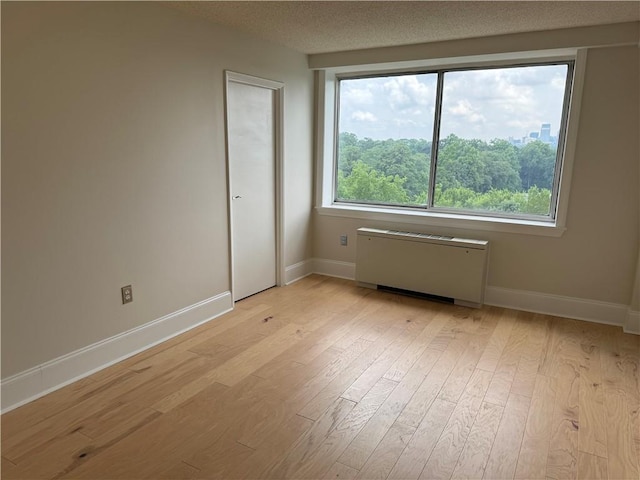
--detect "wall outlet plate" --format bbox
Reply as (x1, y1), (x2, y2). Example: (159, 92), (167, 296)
(121, 285), (133, 304)
(340, 234), (348, 246)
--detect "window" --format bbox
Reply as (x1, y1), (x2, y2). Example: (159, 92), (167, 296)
(334, 61), (574, 222)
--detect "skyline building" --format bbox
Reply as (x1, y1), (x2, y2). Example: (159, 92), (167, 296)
(540, 123), (551, 142)
(509, 123), (557, 148)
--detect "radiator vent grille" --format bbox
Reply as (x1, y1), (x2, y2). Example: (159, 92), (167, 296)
(356, 227), (489, 307)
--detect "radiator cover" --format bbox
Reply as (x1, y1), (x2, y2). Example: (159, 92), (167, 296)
(356, 227), (489, 307)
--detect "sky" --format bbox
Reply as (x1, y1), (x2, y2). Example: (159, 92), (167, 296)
(338, 64), (569, 142)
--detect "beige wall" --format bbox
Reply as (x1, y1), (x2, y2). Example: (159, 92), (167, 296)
(313, 44), (639, 307)
(633, 44), (640, 315)
(1, 2), (313, 378)
(631, 255), (640, 313)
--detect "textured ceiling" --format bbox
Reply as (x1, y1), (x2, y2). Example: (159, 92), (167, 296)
(166, 1), (640, 54)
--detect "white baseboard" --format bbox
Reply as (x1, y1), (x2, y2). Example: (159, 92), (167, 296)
(308, 257), (636, 334)
(485, 286), (628, 328)
(1, 291), (233, 413)
(284, 259), (314, 285)
(624, 309), (640, 334)
(312, 258), (356, 280)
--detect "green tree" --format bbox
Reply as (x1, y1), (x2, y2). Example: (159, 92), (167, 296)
(482, 139), (521, 191)
(518, 141), (556, 190)
(434, 185), (551, 214)
(337, 161), (409, 204)
(522, 186), (552, 215)
(337, 132), (362, 176)
(435, 135), (487, 192)
(364, 142), (429, 199)
(335, 132), (553, 216)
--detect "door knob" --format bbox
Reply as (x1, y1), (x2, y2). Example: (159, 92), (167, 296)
(232, 195), (242, 199)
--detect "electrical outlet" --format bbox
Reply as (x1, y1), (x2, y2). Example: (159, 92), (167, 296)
(121, 285), (133, 304)
(340, 234), (348, 246)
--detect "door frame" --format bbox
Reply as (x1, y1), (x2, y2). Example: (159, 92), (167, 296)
(224, 70), (285, 302)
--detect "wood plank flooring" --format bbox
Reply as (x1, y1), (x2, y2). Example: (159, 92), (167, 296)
(2, 275), (639, 479)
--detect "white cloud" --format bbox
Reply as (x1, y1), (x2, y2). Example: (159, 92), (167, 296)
(383, 79), (411, 110)
(383, 75), (435, 110)
(339, 64), (567, 140)
(344, 86), (375, 105)
(439, 66), (566, 139)
(551, 75), (567, 90)
(351, 110), (378, 122)
(393, 118), (418, 127)
(447, 99), (486, 124)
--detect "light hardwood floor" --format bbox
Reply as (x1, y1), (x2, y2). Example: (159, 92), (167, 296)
(2, 275), (639, 479)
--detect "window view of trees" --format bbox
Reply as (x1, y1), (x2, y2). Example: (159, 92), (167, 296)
(335, 62), (572, 218)
(336, 132), (558, 215)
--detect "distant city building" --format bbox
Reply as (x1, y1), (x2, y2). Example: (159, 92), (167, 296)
(540, 123), (551, 142)
(509, 123), (558, 148)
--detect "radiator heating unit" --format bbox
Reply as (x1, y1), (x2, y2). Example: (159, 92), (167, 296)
(356, 227), (489, 307)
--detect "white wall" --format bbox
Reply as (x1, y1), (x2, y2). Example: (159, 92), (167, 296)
(1, 2), (313, 379)
(313, 43), (639, 314)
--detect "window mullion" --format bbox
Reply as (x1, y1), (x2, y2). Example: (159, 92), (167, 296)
(333, 78), (342, 203)
(548, 61), (574, 219)
(427, 71), (444, 209)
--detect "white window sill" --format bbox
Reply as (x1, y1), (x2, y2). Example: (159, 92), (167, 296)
(316, 204), (567, 237)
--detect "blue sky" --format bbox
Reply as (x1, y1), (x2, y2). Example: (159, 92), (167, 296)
(338, 64), (569, 141)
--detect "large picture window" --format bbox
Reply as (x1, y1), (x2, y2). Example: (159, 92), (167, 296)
(335, 61), (574, 220)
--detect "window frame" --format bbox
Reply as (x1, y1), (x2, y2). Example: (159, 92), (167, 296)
(315, 49), (587, 237)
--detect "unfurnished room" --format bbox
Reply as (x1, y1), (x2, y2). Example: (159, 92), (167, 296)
(1, 1), (639, 479)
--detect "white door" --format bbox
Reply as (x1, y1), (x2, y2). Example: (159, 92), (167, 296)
(226, 73), (282, 301)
